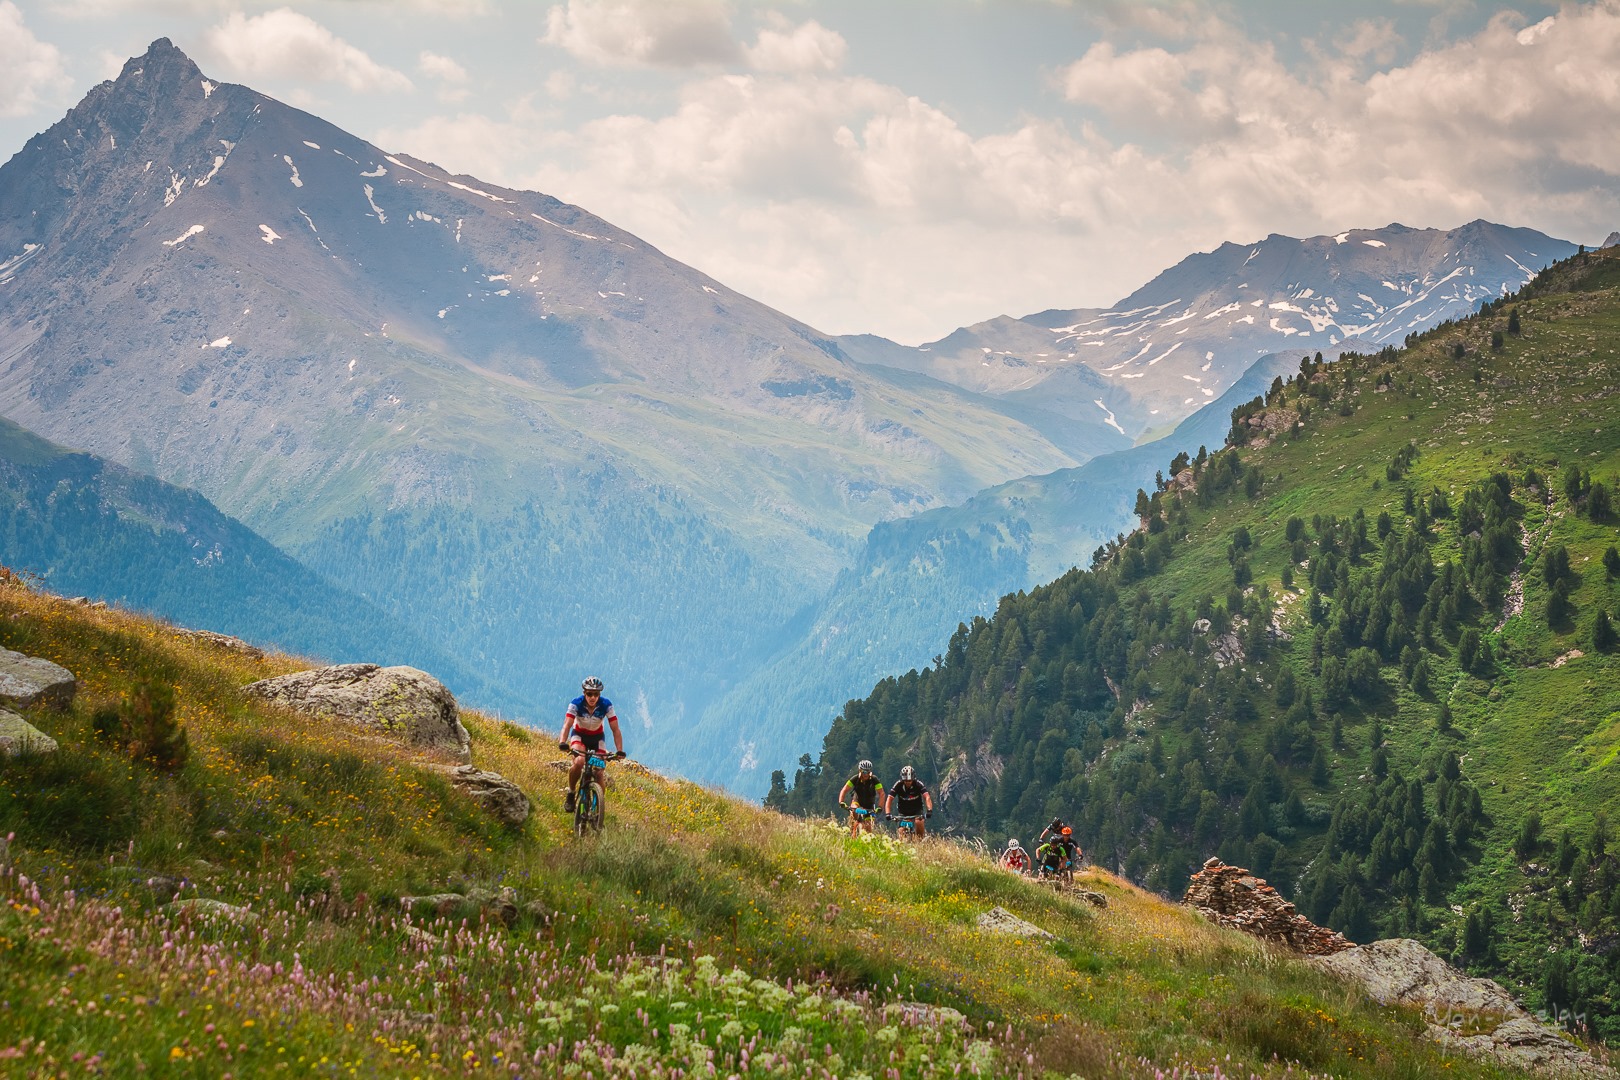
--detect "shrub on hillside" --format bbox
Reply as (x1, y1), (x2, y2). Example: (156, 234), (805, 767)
(93, 681), (189, 771)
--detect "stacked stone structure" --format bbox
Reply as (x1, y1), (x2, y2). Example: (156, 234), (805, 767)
(1182, 857), (1354, 955)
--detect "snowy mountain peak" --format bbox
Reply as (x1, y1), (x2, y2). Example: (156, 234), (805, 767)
(841, 221), (1577, 438)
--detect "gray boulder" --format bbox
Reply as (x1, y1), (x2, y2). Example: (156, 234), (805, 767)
(243, 664), (470, 762)
(0, 647), (76, 710)
(164, 898), (260, 925)
(429, 764), (531, 826)
(1313, 939), (1613, 1078)
(175, 628), (264, 658)
(0, 708), (58, 756)
(975, 906), (1054, 941)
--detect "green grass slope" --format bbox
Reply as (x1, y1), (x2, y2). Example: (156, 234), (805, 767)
(778, 246), (1620, 1045)
(0, 581), (1547, 1077)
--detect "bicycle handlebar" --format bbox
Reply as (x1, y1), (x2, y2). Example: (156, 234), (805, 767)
(565, 746), (626, 760)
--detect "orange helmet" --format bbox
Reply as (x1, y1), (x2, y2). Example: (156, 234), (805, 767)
(1061, 826), (1072, 836)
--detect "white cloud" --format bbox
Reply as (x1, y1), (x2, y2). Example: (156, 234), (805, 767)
(541, 0), (742, 67)
(418, 49), (469, 101)
(358, 2), (1620, 343)
(418, 51), (468, 83)
(545, 69), (576, 100)
(0, 1), (72, 119)
(745, 17), (846, 73)
(204, 8), (413, 94)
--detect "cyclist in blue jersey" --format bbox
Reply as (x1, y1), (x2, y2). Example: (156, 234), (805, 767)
(559, 676), (624, 812)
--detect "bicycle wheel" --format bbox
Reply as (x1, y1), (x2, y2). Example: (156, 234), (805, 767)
(586, 782), (605, 832)
(573, 783), (592, 837)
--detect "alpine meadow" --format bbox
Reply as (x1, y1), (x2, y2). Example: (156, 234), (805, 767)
(3, 5), (1620, 1078)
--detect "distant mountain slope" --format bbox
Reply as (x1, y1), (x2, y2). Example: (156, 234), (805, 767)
(705, 350), (1299, 794)
(0, 40), (1096, 765)
(0, 414), (473, 685)
(841, 222), (1576, 440)
(780, 244), (1620, 1043)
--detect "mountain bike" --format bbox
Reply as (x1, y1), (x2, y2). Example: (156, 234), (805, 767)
(846, 804), (878, 837)
(892, 814), (925, 841)
(571, 747), (625, 836)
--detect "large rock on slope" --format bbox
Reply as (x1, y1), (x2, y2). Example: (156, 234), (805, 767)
(1314, 939), (1613, 1078)
(428, 764), (530, 826)
(0, 708), (58, 756)
(0, 647), (76, 710)
(243, 664), (470, 762)
(1182, 857), (1353, 955)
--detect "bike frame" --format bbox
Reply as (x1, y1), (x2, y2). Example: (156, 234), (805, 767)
(847, 804), (878, 835)
(571, 747), (623, 836)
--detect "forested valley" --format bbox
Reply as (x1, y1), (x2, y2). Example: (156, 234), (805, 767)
(774, 245), (1620, 1043)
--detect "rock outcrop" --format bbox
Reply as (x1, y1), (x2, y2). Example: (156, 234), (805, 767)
(0, 708), (58, 756)
(1314, 939), (1613, 1078)
(976, 906), (1054, 940)
(0, 647), (76, 710)
(1182, 858), (1353, 955)
(428, 764), (531, 826)
(175, 628), (264, 658)
(164, 898), (260, 925)
(243, 664), (470, 763)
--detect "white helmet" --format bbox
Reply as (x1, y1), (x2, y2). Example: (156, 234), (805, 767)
(900, 765), (915, 781)
(857, 759), (873, 773)
(581, 676), (604, 693)
(1008, 839), (1021, 848)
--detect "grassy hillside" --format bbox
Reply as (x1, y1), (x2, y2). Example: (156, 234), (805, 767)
(0, 581), (1549, 1077)
(778, 246), (1620, 1043)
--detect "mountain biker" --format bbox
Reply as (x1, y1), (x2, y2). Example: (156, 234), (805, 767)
(1056, 826), (1081, 880)
(559, 676), (624, 813)
(1039, 817), (1068, 846)
(837, 760), (884, 837)
(1034, 837), (1067, 879)
(999, 838), (1030, 874)
(883, 765), (933, 838)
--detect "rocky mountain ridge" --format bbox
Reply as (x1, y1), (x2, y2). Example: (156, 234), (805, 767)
(842, 221), (1577, 440)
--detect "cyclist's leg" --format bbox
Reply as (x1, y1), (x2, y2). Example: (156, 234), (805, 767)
(914, 818), (926, 839)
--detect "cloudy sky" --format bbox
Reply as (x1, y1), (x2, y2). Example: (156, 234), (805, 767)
(3, 0), (1617, 343)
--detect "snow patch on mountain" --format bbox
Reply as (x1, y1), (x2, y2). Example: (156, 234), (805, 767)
(258, 224), (281, 245)
(447, 181), (508, 203)
(282, 156), (302, 188)
(163, 225), (204, 247)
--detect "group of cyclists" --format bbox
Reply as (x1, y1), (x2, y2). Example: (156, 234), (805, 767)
(836, 759), (935, 839)
(833, 760), (1084, 877)
(998, 819), (1084, 881)
(554, 679), (1083, 880)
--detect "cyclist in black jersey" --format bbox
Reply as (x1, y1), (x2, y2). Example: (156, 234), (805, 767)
(883, 765), (934, 839)
(838, 760), (884, 837)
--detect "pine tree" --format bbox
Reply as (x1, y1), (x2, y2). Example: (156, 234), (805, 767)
(1514, 811), (1542, 861)
(1594, 609), (1617, 653)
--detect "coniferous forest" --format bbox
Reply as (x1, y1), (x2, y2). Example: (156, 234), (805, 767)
(774, 246), (1620, 1043)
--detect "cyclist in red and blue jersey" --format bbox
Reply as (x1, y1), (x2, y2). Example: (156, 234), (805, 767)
(559, 676), (624, 812)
